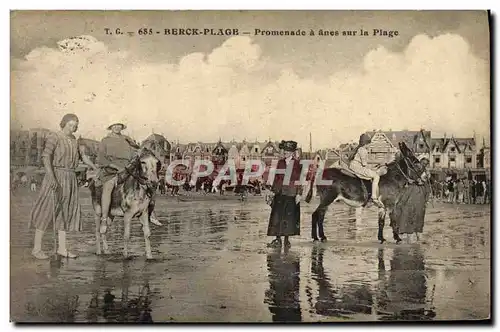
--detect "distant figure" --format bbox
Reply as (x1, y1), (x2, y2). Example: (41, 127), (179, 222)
(475, 179), (484, 204)
(457, 179), (465, 204)
(30, 176), (37, 192)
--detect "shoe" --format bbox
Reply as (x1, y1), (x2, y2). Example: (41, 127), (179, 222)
(150, 217), (162, 226)
(57, 250), (78, 259)
(266, 239), (282, 248)
(372, 197), (385, 208)
(32, 250), (49, 260)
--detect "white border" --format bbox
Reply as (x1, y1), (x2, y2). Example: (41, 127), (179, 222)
(3, 2), (497, 331)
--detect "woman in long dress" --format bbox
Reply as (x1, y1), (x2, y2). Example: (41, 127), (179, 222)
(389, 157), (431, 240)
(266, 140), (303, 249)
(29, 114), (98, 259)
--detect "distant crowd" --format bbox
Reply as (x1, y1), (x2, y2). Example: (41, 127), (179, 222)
(431, 177), (490, 204)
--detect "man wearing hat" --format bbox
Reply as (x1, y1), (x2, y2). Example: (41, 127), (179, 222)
(348, 133), (383, 207)
(267, 140), (304, 249)
(97, 122), (161, 231)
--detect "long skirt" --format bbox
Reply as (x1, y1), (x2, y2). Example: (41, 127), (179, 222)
(29, 169), (82, 232)
(390, 184), (428, 235)
(267, 194), (300, 237)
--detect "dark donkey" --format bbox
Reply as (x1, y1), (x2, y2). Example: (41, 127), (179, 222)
(88, 147), (161, 259)
(304, 142), (425, 244)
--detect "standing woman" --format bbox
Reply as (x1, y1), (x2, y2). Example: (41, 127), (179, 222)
(29, 114), (98, 259)
(389, 156), (430, 241)
(267, 140), (303, 249)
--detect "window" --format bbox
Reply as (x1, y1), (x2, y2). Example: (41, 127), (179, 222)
(466, 157), (472, 163)
(451, 147), (455, 152)
(450, 156), (456, 162)
(435, 157), (440, 163)
(419, 144), (424, 149)
(255, 148), (258, 153)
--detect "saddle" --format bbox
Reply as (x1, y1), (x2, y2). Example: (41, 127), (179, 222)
(334, 160), (388, 180)
(334, 161), (388, 207)
(93, 166), (129, 188)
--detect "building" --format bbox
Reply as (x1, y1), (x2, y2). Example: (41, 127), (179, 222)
(10, 128), (52, 167)
(78, 137), (100, 163)
(429, 136), (477, 170)
(362, 130), (432, 166)
(170, 139), (284, 170)
(142, 133), (171, 165)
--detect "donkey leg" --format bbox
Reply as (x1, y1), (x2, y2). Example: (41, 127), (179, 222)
(311, 208), (319, 241)
(377, 208), (387, 244)
(101, 216), (113, 254)
(123, 213), (133, 259)
(94, 207), (102, 255)
(317, 206), (328, 242)
(140, 213), (153, 260)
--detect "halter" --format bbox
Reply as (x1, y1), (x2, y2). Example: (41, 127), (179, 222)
(123, 148), (158, 193)
(393, 154), (423, 184)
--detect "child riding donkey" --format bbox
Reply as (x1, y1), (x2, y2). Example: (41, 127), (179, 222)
(95, 121), (162, 233)
(347, 133), (385, 207)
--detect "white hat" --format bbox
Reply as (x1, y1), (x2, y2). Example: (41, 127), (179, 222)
(107, 122), (127, 130)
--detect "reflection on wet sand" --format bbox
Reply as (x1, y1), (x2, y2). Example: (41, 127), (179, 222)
(83, 259), (154, 323)
(264, 249), (302, 322)
(377, 246), (436, 321)
(309, 246), (373, 319)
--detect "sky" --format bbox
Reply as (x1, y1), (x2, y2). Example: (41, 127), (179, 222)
(10, 10), (490, 149)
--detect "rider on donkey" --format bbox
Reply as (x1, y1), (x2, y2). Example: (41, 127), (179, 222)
(96, 121), (162, 232)
(348, 133), (383, 207)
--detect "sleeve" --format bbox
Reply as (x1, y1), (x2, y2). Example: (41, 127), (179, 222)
(41, 132), (58, 161)
(359, 148), (368, 166)
(296, 163), (304, 196)
(124, 136), (141, 150)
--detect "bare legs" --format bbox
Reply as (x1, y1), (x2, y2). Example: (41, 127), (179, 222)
(100, 178), (116, 233)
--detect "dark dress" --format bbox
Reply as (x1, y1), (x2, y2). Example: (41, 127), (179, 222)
(267, 158), (303, 237)
(390, 173), (430, 235)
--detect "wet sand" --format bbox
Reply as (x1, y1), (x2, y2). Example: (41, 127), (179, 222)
(10, 188), (490, 322)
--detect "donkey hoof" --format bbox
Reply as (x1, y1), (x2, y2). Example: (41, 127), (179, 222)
(395, 239), (402, 245)
(321, 237), (328, 243)
(312, 238), (319, 242)
(379, 239), (386, 244)
(146, 254), (154, 260)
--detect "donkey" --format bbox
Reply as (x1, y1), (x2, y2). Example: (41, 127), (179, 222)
(304, 142), (425, 244)
(88, 147), (161, 259)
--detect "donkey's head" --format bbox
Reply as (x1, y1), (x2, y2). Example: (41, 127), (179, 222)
(130, 147), (161, 186)
(393, 142), (427, 181)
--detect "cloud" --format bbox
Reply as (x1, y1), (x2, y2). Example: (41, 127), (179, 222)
(11, 33), (489, 148)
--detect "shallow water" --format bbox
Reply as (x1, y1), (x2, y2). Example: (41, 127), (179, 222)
(10, 188), (490, 322)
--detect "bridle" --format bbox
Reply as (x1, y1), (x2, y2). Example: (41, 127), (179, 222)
(393, 154), (423, 184)
(123, 150), (159, 193)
